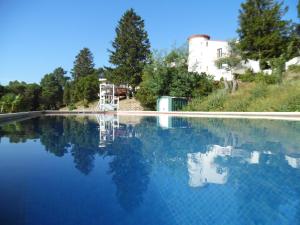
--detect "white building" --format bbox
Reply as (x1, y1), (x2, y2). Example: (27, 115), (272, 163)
(188, 34), (233, 81)
(188, 34), (300, 80)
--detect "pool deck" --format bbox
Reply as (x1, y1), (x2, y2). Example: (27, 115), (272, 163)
(0, 111), (300, 122)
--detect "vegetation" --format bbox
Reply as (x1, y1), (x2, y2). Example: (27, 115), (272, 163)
(106, 8), (151, 90)
(0, 81), (41, 113)
(1, 3), (300, 113)
(71, 48), (95, 80)
(136, 48), (215, 110)
(237, 0), (291, 68)
(182, 0), (300, 112)
(185, 77), (300, 112)
(215, 40), (242, 92)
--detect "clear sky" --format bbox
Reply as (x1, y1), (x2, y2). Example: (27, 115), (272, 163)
(0, 0), (298, 84)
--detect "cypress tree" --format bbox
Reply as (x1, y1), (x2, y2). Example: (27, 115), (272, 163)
(72, 48), (95, 80)
(107, 8), (151, 89)
(237, 0), (289, 68)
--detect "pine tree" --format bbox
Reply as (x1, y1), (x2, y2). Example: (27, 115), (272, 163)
(72, 48), (95, 80)
(107, 8), (151, 89)
(63, 82), (72, 106)
(237, 0), (289, 68)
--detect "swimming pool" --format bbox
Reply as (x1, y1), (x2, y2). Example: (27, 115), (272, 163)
(0, 115), (300, 225)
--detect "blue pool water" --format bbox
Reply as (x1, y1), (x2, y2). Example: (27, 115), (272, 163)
(0, 115), (300, 225)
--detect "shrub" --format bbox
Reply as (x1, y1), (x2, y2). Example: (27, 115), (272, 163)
(68, 104), (77, 111)
(239, 69), (256, 82)
(184, 90), (227, 111)
(254, 73), (279, 84)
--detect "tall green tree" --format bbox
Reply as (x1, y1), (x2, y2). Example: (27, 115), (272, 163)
(53, 67), (68, 86)
(22, 83), (41, 111)
(0, 85), (5, 99)
(63, 82), (72, 106)
(237, 0), (290, 68)
(74, 74), (99, 105)
(107, 8), (151, 89)
(40, 68), (67, 109)
(72, 48), (95, 80)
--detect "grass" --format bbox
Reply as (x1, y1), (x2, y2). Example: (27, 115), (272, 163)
(184, 75), (300, 112)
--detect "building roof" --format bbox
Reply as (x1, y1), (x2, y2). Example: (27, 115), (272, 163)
(188, 34), (210, 41)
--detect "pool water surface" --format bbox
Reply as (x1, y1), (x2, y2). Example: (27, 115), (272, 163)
(0, 115), (300, 225)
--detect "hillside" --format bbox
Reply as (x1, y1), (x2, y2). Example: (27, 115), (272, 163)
(60, 98), (144, 111)
(184, 72), (300, 112)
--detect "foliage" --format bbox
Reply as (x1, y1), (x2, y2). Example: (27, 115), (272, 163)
(0, 81), (41, 112)
(170, 70), (214, 98)
(63, 81), (72, 106)
(71, 48), (95, 80)
(71, 72), (99, 104)
(21, 83), (41, 111)
(0, 93), (22, 113)
(107, 8), (151, 89)
(136, 48), (215, 110)
(184, 90), (227, 111)
(237, 0), (290, 67)
(40, 67), (67, 109)
(238, 69), (256, 82)
(184, 79), (300, 112)
(73, 73), (99, 103)
(0, 84), (5, 99)
(270, 56), (286, 83)
(215, 39), (242, 71)
(239, 70), (280, 84)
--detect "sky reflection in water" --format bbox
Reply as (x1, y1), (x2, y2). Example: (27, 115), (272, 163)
(0, 115), (300, 225)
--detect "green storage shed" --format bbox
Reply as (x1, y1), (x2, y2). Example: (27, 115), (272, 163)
(157, 96), (188, 112)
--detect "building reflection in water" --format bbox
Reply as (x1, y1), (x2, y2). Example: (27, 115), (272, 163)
(95, 114), (119, 148)
(187, 144), (300, 188)
(157, 115), (190, 129)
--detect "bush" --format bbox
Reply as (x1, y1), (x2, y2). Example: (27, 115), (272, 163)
(239, 69), (279, 84)
(184, 90), (227, 111)
(239, 69), (256, 82)
(68, 104), (77, 111)
(254, 73), (279, 84)
(137, 48), (215, 110)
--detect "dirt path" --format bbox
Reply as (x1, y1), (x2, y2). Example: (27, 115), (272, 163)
(119, 98), (144, 111)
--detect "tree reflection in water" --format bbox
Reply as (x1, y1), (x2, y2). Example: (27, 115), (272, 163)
(0, 115), (300, 223)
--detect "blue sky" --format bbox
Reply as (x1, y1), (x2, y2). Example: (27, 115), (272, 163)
(0, 0), (298, 84)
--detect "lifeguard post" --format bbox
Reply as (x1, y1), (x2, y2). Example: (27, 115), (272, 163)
(97, 75), (119, 111)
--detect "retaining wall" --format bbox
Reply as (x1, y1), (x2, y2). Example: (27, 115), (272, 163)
(0, 111), (43, 123)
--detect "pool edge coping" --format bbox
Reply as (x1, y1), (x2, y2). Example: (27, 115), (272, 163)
(1, 111), (300, 122)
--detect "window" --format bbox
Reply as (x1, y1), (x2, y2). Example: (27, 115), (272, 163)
(217, 48), (222, 58)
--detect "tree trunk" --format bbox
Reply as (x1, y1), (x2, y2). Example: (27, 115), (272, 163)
(232, 78), (238, 93)
(223, 79), (229, 91)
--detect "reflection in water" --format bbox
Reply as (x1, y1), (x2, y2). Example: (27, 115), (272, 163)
(187, 145), (231, 187)
(0, 115), (300, 224)
(96, 114), (119, 148)
(188, 146), (262, 188)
